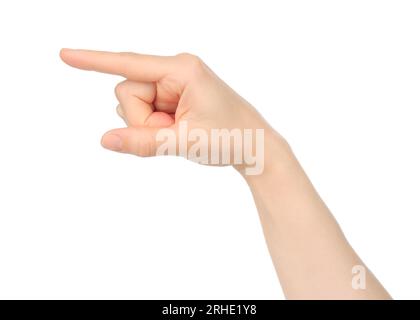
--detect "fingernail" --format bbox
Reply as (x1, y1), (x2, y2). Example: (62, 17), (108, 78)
(102, 134), (123, 151)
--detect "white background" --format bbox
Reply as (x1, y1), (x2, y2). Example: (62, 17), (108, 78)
(0, 0), (419, 299)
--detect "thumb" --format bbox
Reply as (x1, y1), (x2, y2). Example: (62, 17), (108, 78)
(101, 127), (164, 157)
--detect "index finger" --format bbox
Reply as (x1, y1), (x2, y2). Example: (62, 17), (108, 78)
(60, 48), (174, 81)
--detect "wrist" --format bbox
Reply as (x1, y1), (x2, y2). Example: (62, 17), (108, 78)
(234, 126), (297, 182)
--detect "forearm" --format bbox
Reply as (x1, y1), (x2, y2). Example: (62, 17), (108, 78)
(239, 129), (391, 299)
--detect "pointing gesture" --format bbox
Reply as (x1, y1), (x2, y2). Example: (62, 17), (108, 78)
(60, 48), (266, 157)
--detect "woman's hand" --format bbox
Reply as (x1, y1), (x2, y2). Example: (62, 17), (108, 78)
(60, 49), (273, 172)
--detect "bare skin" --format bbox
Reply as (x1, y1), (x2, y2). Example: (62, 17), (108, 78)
(60, 48), (391, 299)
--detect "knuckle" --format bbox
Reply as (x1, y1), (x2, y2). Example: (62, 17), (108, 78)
(176, 52), (206, 75)
(114, 80), (130, 98)
(176, 52), (198, 60)
(116, 104), (125, 118)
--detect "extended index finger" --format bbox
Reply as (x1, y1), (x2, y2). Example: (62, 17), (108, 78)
(60, 48), (174, 81)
